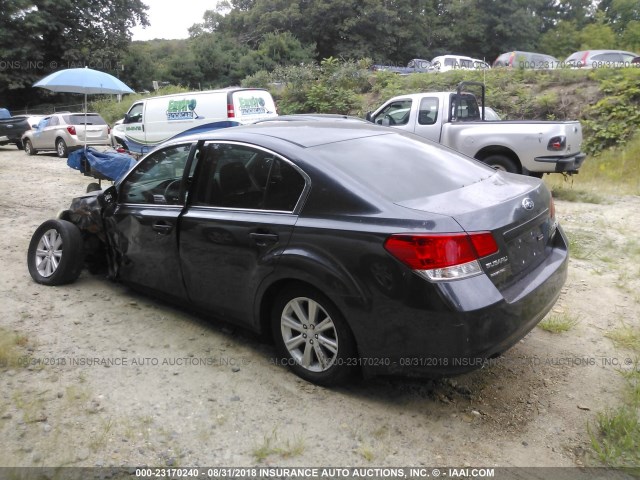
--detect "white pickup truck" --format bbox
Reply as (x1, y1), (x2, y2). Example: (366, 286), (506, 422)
(366, 82), (586, 176)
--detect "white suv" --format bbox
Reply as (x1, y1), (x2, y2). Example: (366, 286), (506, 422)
(22, 112), (110, 158)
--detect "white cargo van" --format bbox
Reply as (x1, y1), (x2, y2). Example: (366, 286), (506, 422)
(111, 88), (277, 154)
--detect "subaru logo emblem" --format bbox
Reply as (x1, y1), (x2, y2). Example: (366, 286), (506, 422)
(522, 198), (534, 210)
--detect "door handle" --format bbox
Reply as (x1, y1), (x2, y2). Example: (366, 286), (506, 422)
(152, 221), (173, 234)
(249, 232), (279, 247)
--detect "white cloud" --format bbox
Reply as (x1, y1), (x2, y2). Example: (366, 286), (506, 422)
(131, 0), (218, 41)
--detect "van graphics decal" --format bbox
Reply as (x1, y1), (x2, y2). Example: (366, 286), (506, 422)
(166, 99), (202, 120)
(238, 96), (272, 115)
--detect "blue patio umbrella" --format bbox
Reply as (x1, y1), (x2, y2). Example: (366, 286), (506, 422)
(34, 67), (134, 95)
(34, 67), (134, 148)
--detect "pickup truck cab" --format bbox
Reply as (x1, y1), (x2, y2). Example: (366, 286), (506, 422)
(367, 82), (586, 176)
(0, 108), (30, 149)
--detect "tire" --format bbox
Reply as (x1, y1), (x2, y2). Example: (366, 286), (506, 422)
(15, 140), (24, 150)
(27, 219), (84, 286)
(86, 182), (102, 193)
(23, 139), (37, 156)
(56, 138), (68, 158)
(483, 154), (518, 174)
(271, 286), (358, 386)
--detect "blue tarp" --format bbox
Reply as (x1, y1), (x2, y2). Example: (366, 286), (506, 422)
(67, 147), (137, 182)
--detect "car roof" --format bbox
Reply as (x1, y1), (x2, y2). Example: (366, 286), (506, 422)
(162, 120), (396, 149)
(567, 49), (639, 57)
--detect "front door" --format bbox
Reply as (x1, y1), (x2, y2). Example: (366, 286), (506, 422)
(107, 142), (195, 299)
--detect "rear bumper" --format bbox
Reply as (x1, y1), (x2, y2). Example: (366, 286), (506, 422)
(350, 227), (569, 378)
(534, 152), (586, 174)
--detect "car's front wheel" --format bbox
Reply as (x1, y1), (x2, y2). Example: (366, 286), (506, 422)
(56, 138), (68, 158)
(24, 139), (37, 156)
(27, 219), (84, 286)
(271, 286), (358, 386)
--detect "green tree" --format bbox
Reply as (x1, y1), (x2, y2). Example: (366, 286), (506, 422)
(0, 0), (148, 107)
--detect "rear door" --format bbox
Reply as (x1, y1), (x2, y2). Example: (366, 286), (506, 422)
(108, 142), (196, 298)
(230, 89), (278, 124)
(32, 116), (54, 149)
(179, 141), (307, 325)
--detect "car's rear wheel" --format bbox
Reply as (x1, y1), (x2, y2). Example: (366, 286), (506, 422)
(483, 154), (518, 174)
(24, 139), (37, 156)
(27, 219), (84, 286)
(15, 140), (24, 150)
(271, 286), (357, 386)
(56, 138), (68, 158)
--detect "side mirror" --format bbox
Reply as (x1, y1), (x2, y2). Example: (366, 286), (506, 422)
(365, 111), (373, 122)
(99, 185), (117, 207)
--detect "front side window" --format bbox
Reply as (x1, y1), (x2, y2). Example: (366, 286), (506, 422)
(125, 103), (144, 124)
(373, 100), (412, 126)
(119, 144), (192, 205)
(192, 143), (306, 212)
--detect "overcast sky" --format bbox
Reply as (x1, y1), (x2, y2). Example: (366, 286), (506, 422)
(131, 0), (218, 41)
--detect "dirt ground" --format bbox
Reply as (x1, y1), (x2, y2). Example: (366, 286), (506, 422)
(1, 145), (638, 469)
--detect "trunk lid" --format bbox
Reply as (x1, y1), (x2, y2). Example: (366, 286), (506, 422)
(397, 172), (556, 289)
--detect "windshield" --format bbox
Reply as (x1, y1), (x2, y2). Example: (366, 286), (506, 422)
(310, 133), (494, 203)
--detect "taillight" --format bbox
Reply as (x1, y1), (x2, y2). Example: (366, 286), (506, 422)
(227, 103), (235, 118)
(384, 232), (498, 281)
(67, 125), (76, 135)
(107, 126), (111, 135)
(547, 136), (566, 151)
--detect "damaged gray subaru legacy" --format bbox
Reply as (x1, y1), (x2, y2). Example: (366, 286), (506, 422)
(27, 120), (568, 385)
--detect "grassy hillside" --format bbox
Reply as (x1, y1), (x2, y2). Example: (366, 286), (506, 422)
(91, 65), (640, 194)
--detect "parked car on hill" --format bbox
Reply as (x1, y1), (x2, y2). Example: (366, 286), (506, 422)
(564, 50), (639, 68)
(430, 55), (490, 72)
(27, 120), (568, 385)
(493, 51), (560, 69)
(370, 58), (432, 74)
(22, 112), (110, 157)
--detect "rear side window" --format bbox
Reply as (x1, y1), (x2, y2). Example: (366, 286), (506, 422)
(192, 143), (305, 212)
(312, 134), (493, 202)
(64, 114), (107, 125)
(418, 97), (438, 125)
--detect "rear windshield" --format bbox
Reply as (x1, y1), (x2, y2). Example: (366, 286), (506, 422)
(311, 133), (494, 202)
(63, 114), (107, 125)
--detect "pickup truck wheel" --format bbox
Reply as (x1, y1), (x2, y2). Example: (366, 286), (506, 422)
(56, 138), (68, 158)
(483, 155), (518, 174)
(24, 139), (37, 155)
(27, 219), (84, 286)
